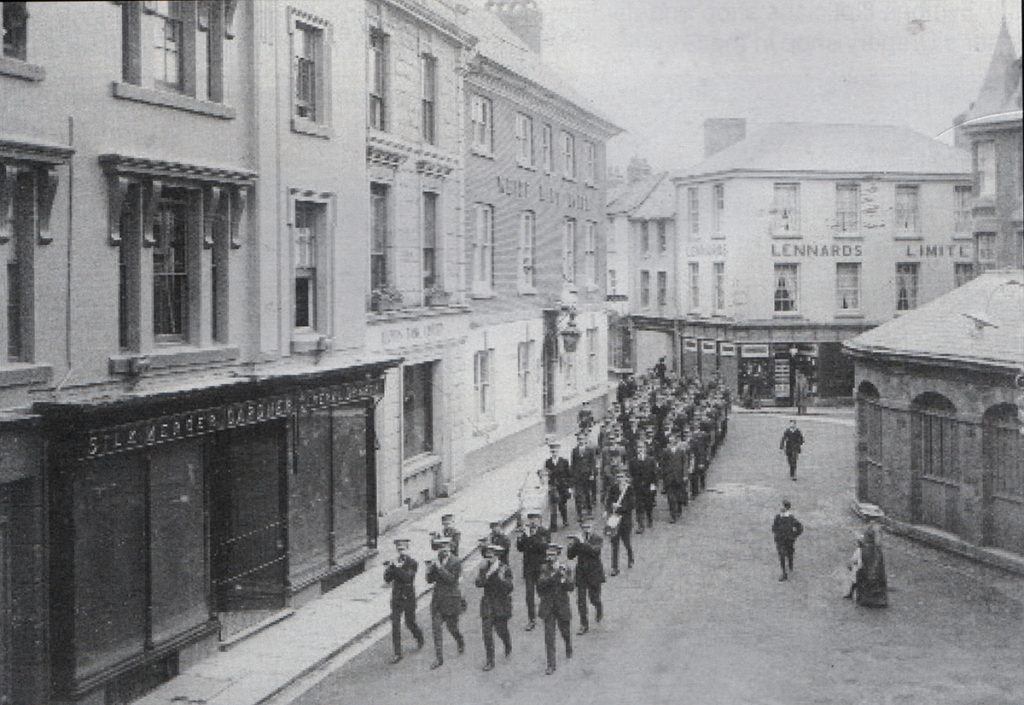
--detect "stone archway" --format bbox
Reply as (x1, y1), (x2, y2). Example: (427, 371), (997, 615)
(910, 392), (960, 535)
(981, 403), (1023, 553)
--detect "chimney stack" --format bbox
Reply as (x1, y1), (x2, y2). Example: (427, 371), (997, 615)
(704, 118), (747, 158)
(485, 0), (543, 55)
(626, 157), (652, 184)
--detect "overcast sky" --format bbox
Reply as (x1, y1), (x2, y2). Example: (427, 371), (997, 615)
(535, 0), (1022, 171)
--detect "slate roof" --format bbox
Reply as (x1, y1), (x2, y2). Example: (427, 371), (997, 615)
(845, 269), (1024, 371)
(606, 173), (665, 215)
(962, 20), (1022, 124)
(675, 123), (970, 180)
(631, 175), (675, 220)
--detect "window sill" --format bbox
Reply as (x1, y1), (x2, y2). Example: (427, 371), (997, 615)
(112, 82), (236, 119)
(291, 118), (332, 139)
(835, 311), (864, 319)
(402, 453), (441, 481)
(562, 176), (578, 184)
(109, 345), (240, 375)
(518, 285), (538, 296)
(770, 232), (802, 240)
(290, 334), (331, 354)
(892, 233), (922, 241)
(833, 232), (862, 240)
(471, 147), (495, 160)
(517, 162), (536, 172)
(952, 232), (973, 241)
(0, 364), (52, 389)
(470, 289), (495, 300)
(0, 56), (45, 82)
(772, 313), (803, 320)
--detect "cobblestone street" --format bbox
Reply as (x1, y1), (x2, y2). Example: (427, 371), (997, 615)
(291, 413), (1024, 705)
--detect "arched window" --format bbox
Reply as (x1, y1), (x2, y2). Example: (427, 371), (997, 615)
(857, 382), (882, 464)
(910, 392), (958, 482)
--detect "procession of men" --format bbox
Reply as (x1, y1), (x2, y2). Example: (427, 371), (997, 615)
(384, 365), (733, 675)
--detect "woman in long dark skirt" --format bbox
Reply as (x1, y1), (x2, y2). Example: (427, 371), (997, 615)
(852, 527), (888, 607)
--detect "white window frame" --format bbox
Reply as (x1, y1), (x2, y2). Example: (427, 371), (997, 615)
(836, 183), (859, 234)
(976, 232), (997, 271)
(976, 140), (996, 198)
(584, 221), (597, 287)
(835, 262), (861, 312)
(688, 187), (699, 236)
(518, 210), (536, 291)
(894, 185), (920, 235)
(420, 53), (437, 145)
(895, 262), (918, 311)
(289, 8), (331, 135)
(473, 348), (494, 420)
(472, 203), (494, 294)
(541, 123), (553, 173)
(586, 327), (598, 379)
(773, 263), (799, 314)
(640, 269), (651, 308)
(656, 270), (667, 306)
(561, 131), (576, 180)
(688, 262), (699, 310)
(562, 217), (576, 285)
(712, 183), (724, 237)
(583, 141), (596, 186)
(773, 183), (800, 236)
(607, 268), (617, 295)
(471, 94), (493, 154)
(368, 26), (388, 131)
(640, 221), (650, 254)
(517, 339), (534, 402)
(954, 185), (971, 234)
(515, 112), (534, 168)
(713, 261), (725, 312)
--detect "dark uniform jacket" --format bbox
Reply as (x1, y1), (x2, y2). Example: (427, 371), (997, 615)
(772, 512), (803, 547)
(566, 533), (605, 588)
(516, 526), (551, 576)
(570, 446), (596, 487)
(537, 562), (574, 620)
(660, 444), (688, 485)
(628, 456), (659, 491)
(780, 428), (805, 456)
(475, 559), (514, 619)
(604, 483), (636, 515)
(545, 457), (572, 493)
(384, 556), (418, 609)
(488, 530), (512, 565)
(426, 555), (463, 617)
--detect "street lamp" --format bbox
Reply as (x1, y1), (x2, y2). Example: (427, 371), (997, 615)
(559, 305), (581, 353)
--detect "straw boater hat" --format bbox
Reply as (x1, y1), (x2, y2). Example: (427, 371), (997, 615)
(432, 537), (452, 550)
(393, 538), (411, 548)
(546, 543), (562, 554)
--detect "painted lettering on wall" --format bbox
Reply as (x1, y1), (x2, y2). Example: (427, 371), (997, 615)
(771, 243), (863, 258)
(496, 176), (592, 212)
(380, 321), (446, 347)
(686, 242), (728, 257)
(903, 244), (973, 258)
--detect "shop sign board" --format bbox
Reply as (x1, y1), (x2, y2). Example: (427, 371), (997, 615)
(741, 344), (770, 358)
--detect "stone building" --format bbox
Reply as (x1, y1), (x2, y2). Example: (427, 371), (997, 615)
(670, 121), (971, 404)
(1, 3), (395, 703)
(459, 1), (621, 473)
(845, 270), (1024, 564)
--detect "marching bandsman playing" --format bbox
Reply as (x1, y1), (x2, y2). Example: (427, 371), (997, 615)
(537, 543), (574, 675)
(384, 538), (424, 664)
(440, 513), (461, 558)
(475, 541), (514, 671)
(566, 514), (605, 635)
(515, 510), (550, 631)
(604, 470), (636, 576)
(570, 432), (597, 522)
(424, 537), (465, 669)
(545, 442), (572, 532)
(629, 443), (659, 533)
(487, 519), (511, 565)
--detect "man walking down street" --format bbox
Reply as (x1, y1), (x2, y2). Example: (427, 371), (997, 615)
(629, 443), (658, 533)
(566, 515), (605, 635)
(545, 443), (572, 532)
(475, 542), (514, 671)
(424, 538), (465, 669)
(515, 511), (550, 631)
(487, 519), (511, 565)
(537, 544), (574, 675)
(780, 419), (805, 481)
(604, 471), (635, 576)
(661, 432), (689, 522)
(383, 538), (424, 664)
(570, 433), (597, 522)
(771, 499), (803, 581)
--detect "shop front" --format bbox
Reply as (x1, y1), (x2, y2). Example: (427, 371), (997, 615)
(41, 362), (392, 705)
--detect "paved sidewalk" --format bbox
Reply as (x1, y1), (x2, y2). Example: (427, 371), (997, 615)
(136, 431), (581, 705)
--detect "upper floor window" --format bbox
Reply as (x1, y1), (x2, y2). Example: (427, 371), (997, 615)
(640, 221), (650, 254)
(772, 184), (800, 235)
(895, 262), (918, 311)
(713, 262), (725, 311)
(293, 201), (324, 331)
(152, 189), (191, 341)
(562, 218), (576, 284)
(3, 2), (27, 61)
(607, 268), (617, 295)
(773, 263), (799, 313)
(975, 140), (996, 198)
(954, 185), (971, 233)
(370, 183), (390, 292)
(712, 183), (724, 236)
(561, 132), (576, 180)
(420, 54), (437, 144)
(151, 1), (184, 91)
(894, 185), (919, 235)
(472, 203), (494, 292)
(639, 270), (651, 307)
(422, 192), (439, 290)
(368, 28), (388, 131)
(515, 113), (534, 167)
(541, 124), (553, 173)
(471, 95), (493, 154)
(473, 348), (494, 419)
(688, 262), (699, 309)
(656, 271), (667, 306)
(835, 262), (860, 312)
(586, 328), (598, 378)
(519, 211), (536, 290)
(517, 340), (535, 401)
(954, 261), (975, 288)
(2, 165), (37, 363)
(687, 187), (699, 236)
(583, 221), (597, 286)
(836, 184), (859, 234)
(583, 141), (596, 186)
(976, 232), (997, 271)
(657, 220), (667, 253)
(293, 19), (326, 125)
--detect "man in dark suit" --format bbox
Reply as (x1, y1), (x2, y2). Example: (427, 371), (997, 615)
(566, 515), (604, 635)
(629, 443), (658, 533)
(545, 443), (572, 531)
(570, 434), (596, 522)
(487, 519), (511, 565)
(424, 537), (464, 669)
(537, 543), (574, 675)
(475, 542), (514, 671)
(384, 538), (424, 664)
(604, 471), (635, 576)
(661, 432), (689, 522)
(440, 513), (461, 558)
(515, 511), (550, 631)
(771, 499), (804, 581)
(779, 419), (805, 481)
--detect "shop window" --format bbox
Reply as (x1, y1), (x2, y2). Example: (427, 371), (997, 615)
(515, 113), (534, 168)
(954, 185), (971, 233)
(895, 262), (918, 311)
(586, 327), (598, 379)
(639, 270), (650, 307)
(472, 203), (493, 294)
(954, 262), (975, 288)
(975, 140), (996, 198)
(470, 95), (493, 154)
(403, 363), (434, 459)
(293, 200), (325, 331)
(835, 262), (860, 312)
(541, 124), (553, 173)
(562, 218), (576, 285)
(583, 221), (597, 287)
(517, 340), (534, 401)
(368, 27), (388, 131)
(688, 262), (699, 309)
(976, 232), (997, 271)
(473, 348), (494, 419)
(894, 185), (920, 235)
(3, 2), (27, 60)
(772, 183), (800, 236)
(713, 262), (725, 311)
(657, 271), (667, 306)
(421, 54), (436, 144)
(518, 211), (536, 290)
(773, 263), (799, 313)
(370, 182), (390, 293)
(712, 183), (724, 236)
(687, 187), (699, 236)
(561, 132), (576, 180)
(422, 192), (439, 293)
(836, 184), (859, 234)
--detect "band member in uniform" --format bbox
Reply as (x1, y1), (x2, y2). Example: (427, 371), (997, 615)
(566, 515), (604, 634)
(440, 513), (462, 557)
(629, 443), (658, 533)
(537, 543), (574, 675)
(515, 510), (550, 631)
(476, 542), (514, 671)
(661, 432), (689, 522)
(604, 471), (635, 576)
(570, 433), (597, 522)
(424, 537), (465, 669)
(384, 538), (424, 663)
(488, 519), (511, 565)
(545, 443), (572, 532)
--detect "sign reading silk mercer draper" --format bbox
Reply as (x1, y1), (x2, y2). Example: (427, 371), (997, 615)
(80, 378), (385, 460)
